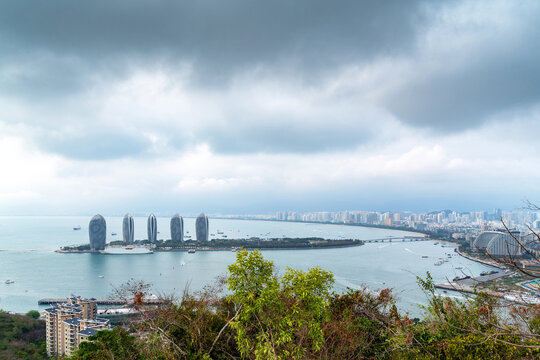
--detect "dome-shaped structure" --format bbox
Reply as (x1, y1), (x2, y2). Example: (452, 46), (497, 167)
(89, 215), (106, 250)
(485, 232), (522, 258)
(196, 213), (209, 242)
(147, 213), (157, 243)
(123, 214), (134, 244)
(170, 214), (184, 242)
(473, 231), (500, 251)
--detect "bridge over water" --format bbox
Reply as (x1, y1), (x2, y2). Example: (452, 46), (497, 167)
(362, 236), (429, 243)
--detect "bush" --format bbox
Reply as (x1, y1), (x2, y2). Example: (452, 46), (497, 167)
(26, 310), (41, 319)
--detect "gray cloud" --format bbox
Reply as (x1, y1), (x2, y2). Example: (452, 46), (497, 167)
(381, 1), (540, 131)
(2, 0), (540, 160)
(0, 0), (425, 88)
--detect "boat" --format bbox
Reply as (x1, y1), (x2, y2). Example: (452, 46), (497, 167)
(73, 226), (81, 230)
(111, 232), (117, 236)
(100, 245), (153, 255)
(217, 231), (224, 234)
(98, 275), (104, 278)
(5, 280), (14, 284)
(422, 256), (429, 258)
(433, 242), (439, 245)
(188, 249), (196, 254)
(455, 267), (463, 270)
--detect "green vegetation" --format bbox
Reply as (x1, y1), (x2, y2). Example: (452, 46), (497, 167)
(0, 310), (47, 359)
(67, 250), (539, 359)
(61, 244), (92, 251)
(61, 238), (364, 252)
(154, 237), (363, 250)
(25, 310), (40, 319)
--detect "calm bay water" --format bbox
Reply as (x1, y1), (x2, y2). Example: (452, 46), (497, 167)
(0, 216), (493, 315)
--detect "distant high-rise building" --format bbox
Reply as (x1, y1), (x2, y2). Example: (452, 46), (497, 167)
(196, 213), (209, 242)
(170, 214), (184, 242)
(123, 214), (134, 244)
(147, 213), (157, 243)
(88, 215), (106, 250)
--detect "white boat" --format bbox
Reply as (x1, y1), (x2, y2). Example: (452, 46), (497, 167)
(98, 275), (105, 278)
(188, 249), (196, 254)
(5, 280), (14, 284)
(100, 245), (153, 255)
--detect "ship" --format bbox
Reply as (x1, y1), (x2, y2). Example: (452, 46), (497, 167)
(73, 226), (81, 230)
(188, 249), (196, 254)
(100, 245), (153, 255)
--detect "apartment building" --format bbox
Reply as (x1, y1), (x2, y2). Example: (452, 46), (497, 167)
(44, 296), (111, 357)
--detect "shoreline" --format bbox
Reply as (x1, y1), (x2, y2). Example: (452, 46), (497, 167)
(214, 217), (428, 237)
(455, 247), (507, 269)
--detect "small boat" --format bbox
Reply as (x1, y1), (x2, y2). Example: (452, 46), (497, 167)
(188, 249), (196, 254)
(217, 231), (224, 234)
(98, 275), (104, 278)
(111, 232), (117, 236)
(455, 267), (463, 270)
(422, 256), (429, 258)
(100, 245), (153, 255)
(73, 226), (81, 230)
(5, 280), (14, 284)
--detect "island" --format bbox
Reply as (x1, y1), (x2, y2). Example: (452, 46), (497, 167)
(57, 237), (364, 253)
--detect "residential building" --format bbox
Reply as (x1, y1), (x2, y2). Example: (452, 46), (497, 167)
(44, 296), (111, 357)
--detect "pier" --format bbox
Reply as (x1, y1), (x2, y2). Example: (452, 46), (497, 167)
(38, 298), (168, 305)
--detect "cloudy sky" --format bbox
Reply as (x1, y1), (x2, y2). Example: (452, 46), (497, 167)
(1, 0), (540, 215)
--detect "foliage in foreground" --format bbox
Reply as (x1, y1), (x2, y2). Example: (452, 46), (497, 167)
(70, 250), (540, 359)
(0, 310), (47, 360)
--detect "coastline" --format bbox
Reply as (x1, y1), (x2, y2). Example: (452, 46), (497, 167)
(214, 217), (428, 237)
(455, 247), (507, 269)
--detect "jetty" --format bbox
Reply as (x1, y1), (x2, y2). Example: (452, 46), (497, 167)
(38, 298), (168, 305)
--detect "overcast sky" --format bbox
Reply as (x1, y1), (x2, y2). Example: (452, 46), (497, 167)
(1, 0), (540, 215)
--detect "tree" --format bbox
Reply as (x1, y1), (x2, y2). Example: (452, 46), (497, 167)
(70, 327), (142, 360)
(26, 310), (40, 319)
(227, 249), (334, 359)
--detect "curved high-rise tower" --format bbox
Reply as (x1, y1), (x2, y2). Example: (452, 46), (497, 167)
(147, 213), (157, 243)
(170, 214), (184, 242)
(89, 214), (106, 250)
(195, 213), (209, 242)
(123, 213), (134, 244)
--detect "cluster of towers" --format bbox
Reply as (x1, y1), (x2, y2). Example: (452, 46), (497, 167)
(88, 213), (209, 250)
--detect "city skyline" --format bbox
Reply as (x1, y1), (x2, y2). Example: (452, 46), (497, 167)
(1, 1), (540, 215)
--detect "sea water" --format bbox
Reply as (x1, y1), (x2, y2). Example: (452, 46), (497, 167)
(0, 216), (493, 314)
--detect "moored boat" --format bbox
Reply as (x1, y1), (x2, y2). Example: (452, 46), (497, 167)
(100, 245), (153, 255)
